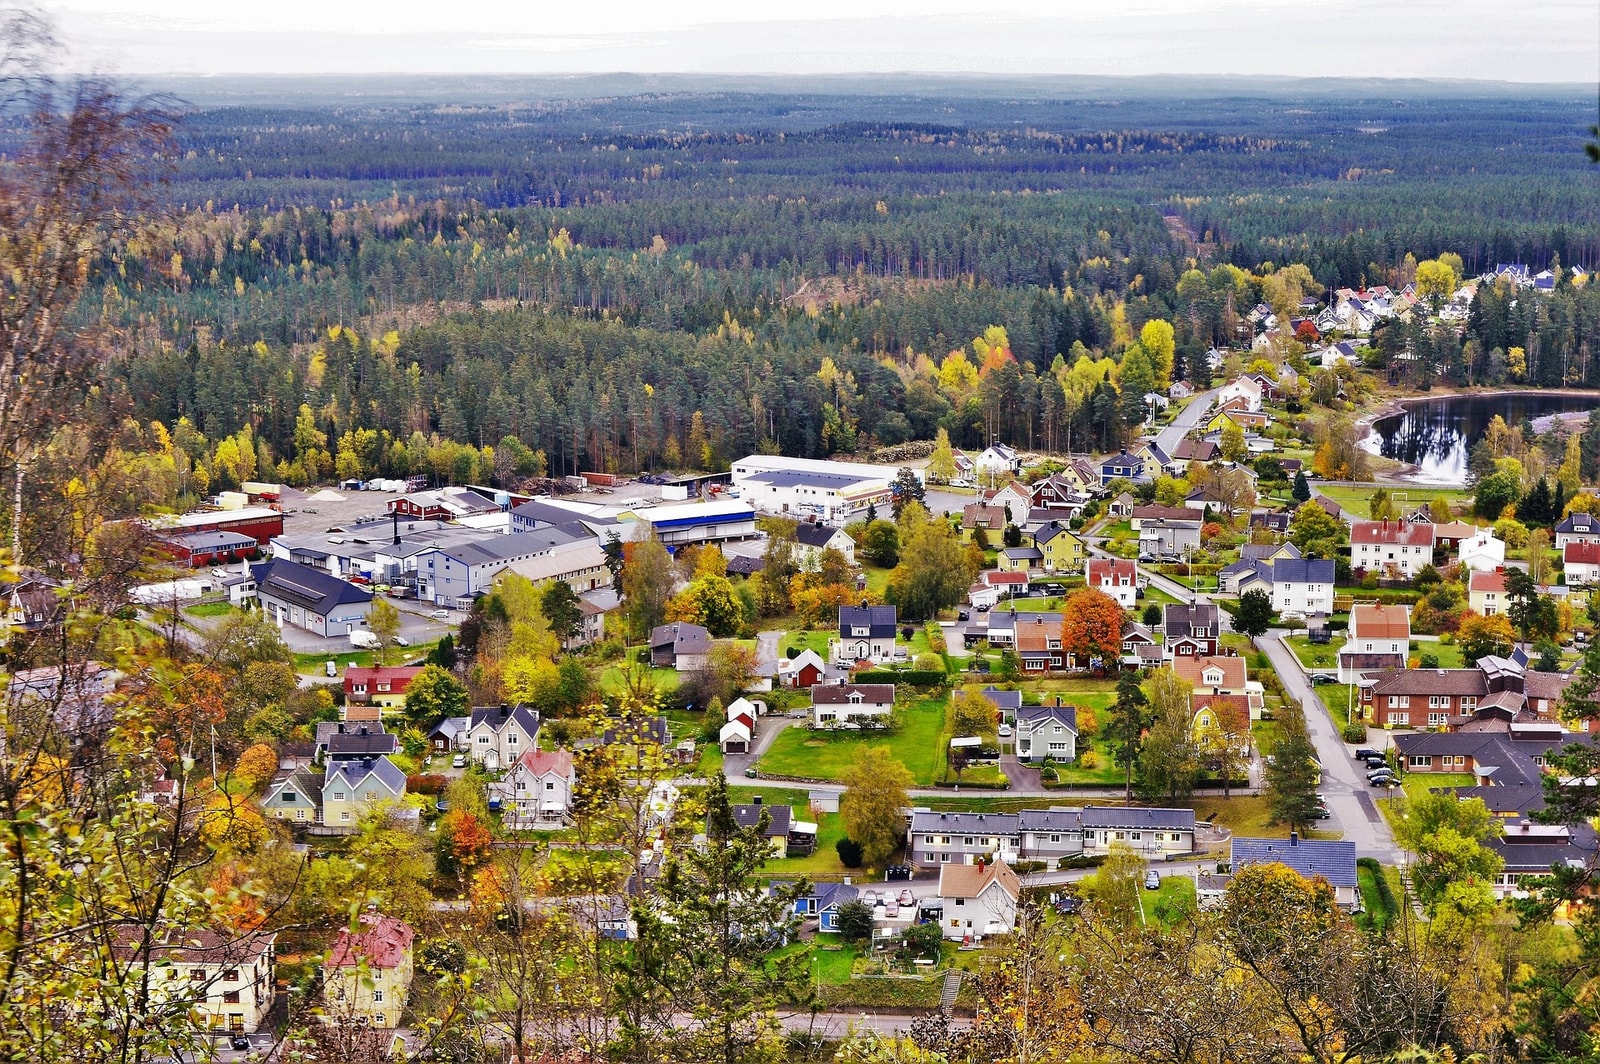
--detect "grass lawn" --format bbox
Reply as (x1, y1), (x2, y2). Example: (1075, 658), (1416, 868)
(1356, 862), (1398, 931)
(862, 565), (892, 599)
(758, 694), (949, 785)
(1315, 484), (1473, 516)
(1191, 794), (1342, 841)
(539, 848), (628, 894)
(1140, 585), (1182, 608)
(1376, 771), (1476, 827)
(1140, 873), (1197, 928)
(781, 630), (833, 657)
(728, 785), (858, 876)
(1313, 683), (1359, 730)
(809, 935), (859, 984)
(1009, 597), (1068, 613)
(1413, 641), (1465, 668)
(292, 649), (373, 672)
(1051, 737), (1125, 786)
(1285, 634), (1339, 673)
(597, 663), (681, 696)
(184, 600), (237, 619)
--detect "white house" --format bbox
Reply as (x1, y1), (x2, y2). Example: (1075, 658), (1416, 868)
(502, 749), (576, 827)
(1216, 376), (1263, 412)
(1086, 557), (1138, 608)
(1469, 569), (1508, 617)
(988, 482), (1033, 525)
(794, 523), (858, 567)
(719, 717), (752, 754)
(1567, 542), (1600, 587)
(937, 860), (1021, 942)
(465, 704), (542, 772)
(108, 927), (277, 1035)
(1265, 557), (1336, 618)
(736, 469), (892, 527)
(810, 683), (896, 728)
(832, 604), (899, 665)
(1457, 528), (1506, 573)
(974, 444), (1023, 479)
(1338, 603), (1411, 683)
(1556, 513), (1600, 551)
(1349, 519), (1435, 578)
(1081, 806), (1196, 857)
(1013, 705), (1077, 763)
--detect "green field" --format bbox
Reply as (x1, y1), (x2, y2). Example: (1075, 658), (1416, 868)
(1313, 485), (1473, 516)
(1140, 872), (1197, 928)
(183, 600), (237, 619)
(758, 694), (948, 786)
(292, 649), (374, 672)
(597, 662), (681, 696)
(780, 629), (833, 657)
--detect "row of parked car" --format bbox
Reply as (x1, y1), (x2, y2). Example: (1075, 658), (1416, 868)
(1355, 747), (1402, 788)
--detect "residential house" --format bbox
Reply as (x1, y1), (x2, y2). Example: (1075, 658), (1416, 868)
(1120, 622), (1163, 668)
(251, 558), (373, 638)
(1033, 522), (1086, 572)
(1458, 529), (1507, 573)
(320, 756), (407, 831)
(1191, 692), (1252, 747)
(778, 648), (826, 689)
(1217, 376), (1264, 412)
(910, 811), (1021, 868)
(1086, 557), (1139, 607)
(1491, 819), (1600, 899)
(792, 881), (863, 933)
(1184, 487), (1229, 514)
(1262, 557), (1336, 617)
(1338, 604), (1411, 683)
(1013, 704), (1078, 763)
(731, 798), (792, 858)
(1081, 806), (1196, 857)
(650, 622), (712, 670)
(1350, 519), (1436, 578)
(974, 444), (1023, 478)
(938, 860), (1022, 942)
(1164, 603), (1220, 658)
(1172, 438), (1220, 465)
(1134, 441), (1172, 479)
(1099, 452), (1144, 486)
(1232, 835), (1359, 910)
(794, 522), (858, 568)
(1569, 542), (1600, 586)
(1032, 473), (1091, 512)
(980, 685), (1023, 722)
(961, 504), (1009, 544)
(811, 683), (896, 729)
(1249, 512), (1290, 536)
(834, 604), (899, 664)
(1431, 520), (1476, 552)
(1130, 504), (1196, 528)
(426, 716), (471, 755)
(343, 666), (423, 711)
(1057, 457), (1103, 495)
(315, 719), (399, 762)
(107, 927), (277, 1035)
(1013, 613), (1067, 671)
(987, 482), (1034, 525)
(969, 569), (1029, 609)
(465, 703), (542, 771)
(1366, 663), (1507, 730)
(1469, 570), (1508, 617)
(1017, 808), (1085, 864)
(719, 715), (752, 754)
(1139, 518), (1203, 559)
(1172, 654), (1247, 697)
(1107, 492), (1137, 518)
(999, 545), (1044, 573)
(322, 913), (416, 1029)
(1218, 542), (1302, 594)
(262, 768), (324, 826)
(502, 749), (576, 828)
(1556, 513), (1600, 550)
(1168, 381), (1194, 400)
(1312, 495), (1343, 520)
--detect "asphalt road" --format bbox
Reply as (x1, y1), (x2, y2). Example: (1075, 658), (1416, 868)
(1155, 387), (1219, 457)
(1259, 629), (1404, 865)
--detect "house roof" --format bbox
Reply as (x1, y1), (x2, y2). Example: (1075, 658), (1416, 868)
(1087, 557), (1137, 582)
(1270, 558), (1337, 585)
(838, 604), (898, 638)
(1018, 807), (1082, 833)
(983, 570), (1030, 587)
(108, 926), (276, 966)
(1101, 452), (1142, 470)
(938, 859), (1022, 901)
(326, 912), (415, 970)
(1556, 513), (1598, 534)
(515, 749), (575, 778)
(795, 523), (847, 549)
(1172, 655), (1246, 691)
(1172, 439), (1219, 463)
(980, 686), (1023, 712)
(344, 666), (423, 691)
(1240, 542), (1301, 562)
(1567, 542), (1600, 565)
(1350, 603), (1411, 641)
(1164, 602), (1218, 639)
(1231, 836), (1358, 888)
(325, 756), (407, 795)
(811, 683), (896, 705)
(911, 810), (1021, 835)
(731, 802), (792, 837)
(649, 622), (712, 654)
(962, 504), (1008, 530)
(1082, 805), (1196, 832)
(1371, 668), (1488, 698)
(469, 703), (543, 739)
(325, 730), (400, 759)
(1350, 519), (1434, 547)
(250, 558), (372, 616)
(1017, 704), (1078, 732)
(1132, 505), (1195, 522)
(1468, 570), (1508, 594)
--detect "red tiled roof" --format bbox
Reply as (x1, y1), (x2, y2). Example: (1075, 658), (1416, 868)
(516, 749), (575, 778)
(326, 913), (415, 970)
(1350, 603), (1411, 640)
(1350, 520), (1434, 547)
(1087, 558), (1137, 582)
(1567, 542), (1600, 565)
(1469, 570), (1507, 594)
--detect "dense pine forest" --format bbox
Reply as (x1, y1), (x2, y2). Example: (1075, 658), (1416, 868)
(49, 81), (1600, 495)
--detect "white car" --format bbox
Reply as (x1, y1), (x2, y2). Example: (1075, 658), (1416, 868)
(393, 635), (411, 647)
(997, 724), (1013, 737)
(451, 753), (467, 769)
(429, 608), (450, 620)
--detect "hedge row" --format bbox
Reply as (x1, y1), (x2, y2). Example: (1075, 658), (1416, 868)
(855, 669), (949, 686)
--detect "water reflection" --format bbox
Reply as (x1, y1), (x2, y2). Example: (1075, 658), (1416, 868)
(1366, 394), (1598, 486)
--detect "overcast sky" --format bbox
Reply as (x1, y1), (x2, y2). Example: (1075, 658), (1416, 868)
(48, 0), (1600, 82)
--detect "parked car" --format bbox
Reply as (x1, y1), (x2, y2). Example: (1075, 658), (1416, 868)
(1369, 775), (1402, 788)
(230, 1034), (251, 1052)
(1353, 748), (1380, 761)
(862, 889), (880, 906)
(1366, 765), (1396, 780)
(1053, 894), (1084, 915)
(1363, 755), (1389, 771)
(451, 753), (467, 769)
(1309, 672), (1333, 685)
(898, 888), (915, 906)
(429, 608), (450, 620)
(884, 902), (900, 918)
(1144, 870), (1161, 890)
(393, 634), (411, 647)
(997, 724), (1013, 737)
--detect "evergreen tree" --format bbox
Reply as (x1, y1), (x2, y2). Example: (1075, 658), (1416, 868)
(1108, 671), (1150, 806)
(1265, 701), (1323, 831)
(1291, 471), (1311, 503)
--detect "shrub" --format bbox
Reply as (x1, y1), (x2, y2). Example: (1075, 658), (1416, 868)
(407, 773), (448, 795)
(836, 838), (864, 868)
(1341, 721), (1368, 744)
(1419, 652), (1439, 669)
(1077, 749), (1098, 769)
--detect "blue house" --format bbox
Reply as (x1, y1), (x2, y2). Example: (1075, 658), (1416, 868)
(1099, 453), (1142, 487)
(786, 881), (862, 932)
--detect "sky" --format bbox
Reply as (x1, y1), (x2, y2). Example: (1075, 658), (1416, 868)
(48, 0), (1600, 82)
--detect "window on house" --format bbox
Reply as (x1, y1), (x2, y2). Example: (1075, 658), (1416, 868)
(1394, 696), (1410, 708)
(1410, 756), (1432, 768)
(295, 809), (306, 821)
(374, 990), (384, 1003)
(332, 791), (345, 801)
(224, 990), (240, 1004)
(1387, 712), (1409, 725)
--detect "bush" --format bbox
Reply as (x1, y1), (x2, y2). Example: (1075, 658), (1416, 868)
(406, 773), (448, 795)
(836, 838), (864, 868)
(1077, 749), (1098, 769)
(914, 652), (945, 673)
(855, 669), (947, 686)
(1341, 721), (1368, 744)
(1419, 652), (1439, 669)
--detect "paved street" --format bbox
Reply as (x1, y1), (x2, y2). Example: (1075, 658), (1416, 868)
(1259, 629), (1404, 864)
(1155, 387), (1219, 457)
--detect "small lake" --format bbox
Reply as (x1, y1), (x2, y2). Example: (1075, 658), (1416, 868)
(1365, 393), (1600, 485)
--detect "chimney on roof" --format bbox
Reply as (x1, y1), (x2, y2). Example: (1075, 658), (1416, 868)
(500, 703), (509, 717)
(752, 795), (762, 806)
(392, 510), (400, 545)
(1289, 831), (1298, 846)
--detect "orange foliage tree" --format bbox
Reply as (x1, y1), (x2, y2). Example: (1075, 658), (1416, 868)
(1059, 588), (1126, 668)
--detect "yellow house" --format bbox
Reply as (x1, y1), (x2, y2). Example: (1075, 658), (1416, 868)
(1033, 523), (1085, 573)
(322, 913), (416, 1029)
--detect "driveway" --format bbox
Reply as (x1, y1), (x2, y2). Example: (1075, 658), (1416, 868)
(1259, 629), (1404, 864)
